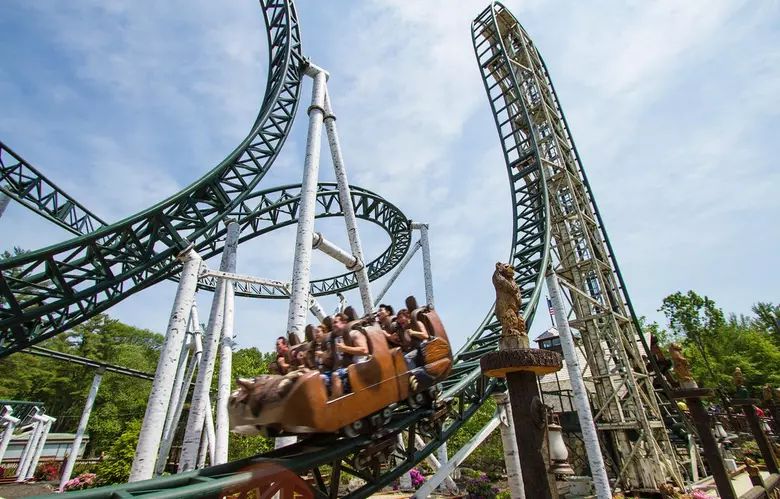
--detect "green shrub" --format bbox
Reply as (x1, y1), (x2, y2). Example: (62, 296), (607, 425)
(95, 420), (141, 485)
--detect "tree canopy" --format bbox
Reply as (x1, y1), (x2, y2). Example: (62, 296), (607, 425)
(656, 291), (780, 394)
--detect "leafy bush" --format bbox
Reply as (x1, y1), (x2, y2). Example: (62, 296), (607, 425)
(63, 473), (101, 491)
(0, 465), (5, 479)
(95, 420), (141, 485)
(464, 473), (499, 499)
(34, 462), (60, 481)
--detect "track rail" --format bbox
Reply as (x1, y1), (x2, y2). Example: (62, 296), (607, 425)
(0, 141), (107, 235)
(8, 0), (675, 496)
(0, 147), (412, 300)
(193, 183), (411, 298)
(33, 0), (555, 496)
(0, 0), (304, 357)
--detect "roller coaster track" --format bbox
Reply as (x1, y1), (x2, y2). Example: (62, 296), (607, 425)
(31, 0), (553, 496)
(0, 143), (411, 300)
(0, 141), (107, 235)
(8, 1), (684, 497)
(0, 0), (305, 357)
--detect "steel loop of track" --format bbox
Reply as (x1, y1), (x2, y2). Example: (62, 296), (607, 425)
(8, 1), (557, 498)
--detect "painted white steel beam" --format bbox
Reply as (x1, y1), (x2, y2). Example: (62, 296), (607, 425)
(374, 240), (422, 306)
(179, 239), (233, 472)
(286, 68), (328, 343)
(323, 90), (374, 315)
(0, 406), (20, 464)
(547, 270), (611, 499)
(129, 248), (202, 482)
(413, 435), (457, 493)
(215, 221), (240, 465)
(59, 368), (105, 490)
(199, 269), (289, 290)
(494, 393), (526, 499)
(412, 415), (501, 498)
(312, 232), (360, 270)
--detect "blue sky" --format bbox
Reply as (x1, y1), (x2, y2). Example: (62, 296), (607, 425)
(1, 0), (778, 353)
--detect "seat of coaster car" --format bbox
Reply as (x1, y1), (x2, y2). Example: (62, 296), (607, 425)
(406, 296), (453, 382)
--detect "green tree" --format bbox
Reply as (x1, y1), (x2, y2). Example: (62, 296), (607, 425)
(660, 291), (725, 383)
(659, 291), (780, 393)
(752, 302), (780, 340)
(94, 420), (142, 485)
(0, 313), (161, 453)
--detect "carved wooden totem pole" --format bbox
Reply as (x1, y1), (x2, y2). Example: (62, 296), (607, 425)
(480, 262), (562, 499)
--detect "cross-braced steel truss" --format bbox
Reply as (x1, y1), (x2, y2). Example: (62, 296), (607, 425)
(472, 2), (684, 492)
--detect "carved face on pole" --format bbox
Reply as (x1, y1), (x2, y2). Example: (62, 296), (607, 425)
(495, 261), (515, 278)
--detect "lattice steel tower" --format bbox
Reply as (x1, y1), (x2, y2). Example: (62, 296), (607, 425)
(473, 3), (684, 492)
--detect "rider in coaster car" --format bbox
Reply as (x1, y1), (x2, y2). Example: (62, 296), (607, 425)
(311, 324), (334, 373)
(330, 313), (370, 399)
(275, 336), (291, 375)
(396, 308), (430, 369)
(377, 304), (403, 349)
(307, 322), (338, 398)
(289, 343), (314, 371)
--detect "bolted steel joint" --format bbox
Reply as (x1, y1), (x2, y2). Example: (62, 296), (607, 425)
(312, 232), (323, 249)
(307, 103), (326, 117)
(346, 256), (364, 272)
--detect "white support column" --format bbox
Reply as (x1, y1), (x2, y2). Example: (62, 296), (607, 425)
(203, 395), (216, 467)
(312, 232), (359, 269)
(374, 240), (422, 306)
(286, 67), (328, 343)
(323, 90), (374, 315)
(16, 411), (45, 481)
(413, 223), (434, 308)
(179, 255), (230, 472)
(156, 327), (192, 472)
(546, 271), (611, 499)
(58, 368), (105, 490)
(198, 424), (210, 469)
(396, 434), (412, 491)
(156, 320), (203, 476)
(26, 415), (55, 480)
(413, 415), (501, 498)
(308, 295), (326, 321)
(215, 221), (240, 465)
(129, 248), (201, 482)
(413, 435), (458, 493)
(0, 193), (10, 219)
(494, 393), (526, 499)
(0, 406), (20, 464)
(436, 444), (453, 492)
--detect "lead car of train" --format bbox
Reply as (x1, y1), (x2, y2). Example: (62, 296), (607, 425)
(228, 297), (453, 438)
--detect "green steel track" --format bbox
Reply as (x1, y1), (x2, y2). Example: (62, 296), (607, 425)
(0, 144), (411, 300)
(0, 140), (107, 236)
(0, 0), (305, 357)
(30, 1), (556, 497)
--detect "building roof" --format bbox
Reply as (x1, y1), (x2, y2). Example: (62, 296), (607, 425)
(10, 432), (88, 442)
(534, 327), (559, 342)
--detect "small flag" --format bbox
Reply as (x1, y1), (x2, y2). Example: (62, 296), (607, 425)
(547, 297), (555, 316)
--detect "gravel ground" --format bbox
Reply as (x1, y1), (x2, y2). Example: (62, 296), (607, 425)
(0, 482), (57, 498)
